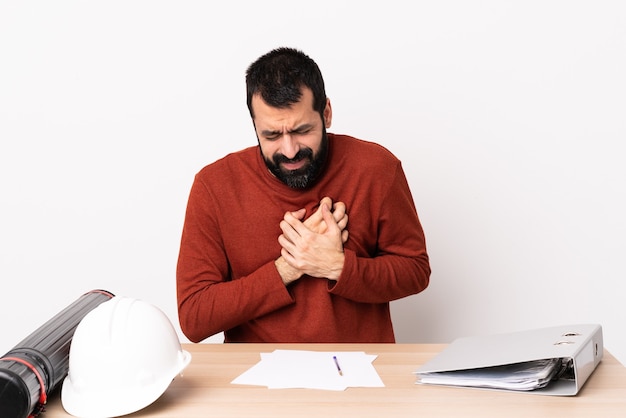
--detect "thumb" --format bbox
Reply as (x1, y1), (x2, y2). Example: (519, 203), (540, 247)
(321, 203), (339, 233)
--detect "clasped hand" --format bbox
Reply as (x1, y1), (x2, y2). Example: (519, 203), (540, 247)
(276, 197), (348, 285)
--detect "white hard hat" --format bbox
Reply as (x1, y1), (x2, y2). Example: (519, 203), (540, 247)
(61, 296), (191, 418)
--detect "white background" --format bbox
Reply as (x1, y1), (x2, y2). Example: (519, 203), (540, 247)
(1, 1), (625, 365)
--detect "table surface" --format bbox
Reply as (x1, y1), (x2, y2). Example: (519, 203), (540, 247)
(43, 343), (626, 418)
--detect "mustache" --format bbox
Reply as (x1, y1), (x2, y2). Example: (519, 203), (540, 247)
(272, 148), (313, 166)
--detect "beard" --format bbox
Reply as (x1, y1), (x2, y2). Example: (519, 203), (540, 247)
(263, 129), (329, 189)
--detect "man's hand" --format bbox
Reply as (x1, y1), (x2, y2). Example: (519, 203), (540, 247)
(275, 197), (348, 285)
(300, 196), (349, 242)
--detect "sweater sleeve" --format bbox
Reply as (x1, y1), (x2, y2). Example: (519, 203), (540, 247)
(176, 175), (294, 343)
(329, 162), (431, 303)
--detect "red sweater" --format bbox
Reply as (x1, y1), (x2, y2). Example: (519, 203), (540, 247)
(176, 134), (430, 343)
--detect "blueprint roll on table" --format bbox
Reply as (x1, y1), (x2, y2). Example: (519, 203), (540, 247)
(0, 289), (114, 418)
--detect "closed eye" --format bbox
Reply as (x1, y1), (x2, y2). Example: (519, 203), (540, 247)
(260, 123), (316, 141)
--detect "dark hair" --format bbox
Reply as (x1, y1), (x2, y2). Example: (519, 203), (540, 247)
(246, 47), (327, 119)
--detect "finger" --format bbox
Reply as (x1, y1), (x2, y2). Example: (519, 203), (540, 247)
(321, 202), (340, 233)
(283, 211), (311, 238)
(278, 233), (297, 254)
(283, 210), (303, 226)
(337, 213), (348, 231)
(342, 230), (349, 243)
(303, 205), (324, 229)
(319, 196), (333, 209)
(279, 219), (300, 244)
(289, 208), (306, 221)
(331, 201), (346, 222)
(305, 197), (332, 229)
(280, 247), (297, 268)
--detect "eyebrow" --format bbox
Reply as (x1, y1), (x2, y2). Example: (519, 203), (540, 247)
(260, 123), (315, 137)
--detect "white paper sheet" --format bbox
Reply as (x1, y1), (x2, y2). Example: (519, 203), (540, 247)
(231, 350), (384, 391)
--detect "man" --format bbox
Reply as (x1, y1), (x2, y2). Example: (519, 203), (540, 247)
(176, 47), (430, 343)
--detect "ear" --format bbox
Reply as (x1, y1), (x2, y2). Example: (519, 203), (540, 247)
(323, 98), (332, 129)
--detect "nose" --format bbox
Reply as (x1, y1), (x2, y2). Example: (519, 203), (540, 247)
(280, 134), (299, 159)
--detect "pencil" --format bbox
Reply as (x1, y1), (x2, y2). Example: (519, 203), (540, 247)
(333, 355), (343, 376)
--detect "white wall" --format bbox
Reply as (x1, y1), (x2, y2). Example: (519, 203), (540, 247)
(1, 1), (625, 364)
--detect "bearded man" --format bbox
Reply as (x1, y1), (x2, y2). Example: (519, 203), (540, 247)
(176, 47), (430, 343)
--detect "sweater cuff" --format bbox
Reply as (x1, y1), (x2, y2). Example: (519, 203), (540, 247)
(327, 249), (356, 295)
(258, 260), (295, 305)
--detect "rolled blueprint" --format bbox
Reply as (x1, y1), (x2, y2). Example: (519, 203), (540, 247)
(0, 289), (114, 418)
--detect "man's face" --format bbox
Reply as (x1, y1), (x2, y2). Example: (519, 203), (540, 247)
(252, 87), (332, 189)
